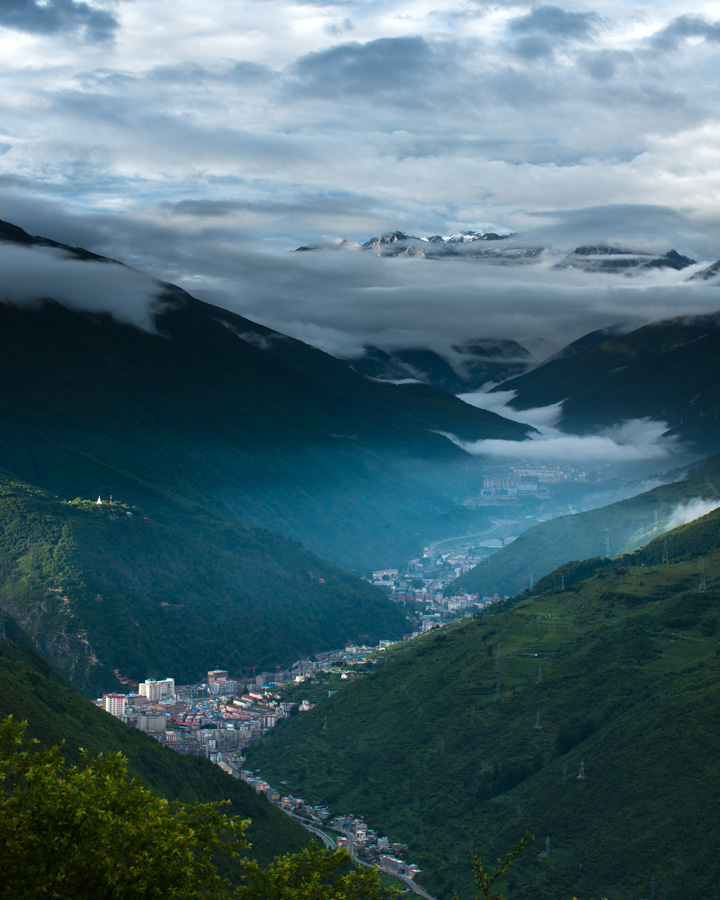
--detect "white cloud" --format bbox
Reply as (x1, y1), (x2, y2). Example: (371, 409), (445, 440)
(444, 417), (682, 466)
(664, 498), (720, 530)
(0, 243), (164, 329)
(457, 390), (564, 428)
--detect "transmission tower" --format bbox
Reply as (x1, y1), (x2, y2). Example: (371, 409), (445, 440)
(662, 536), (669, 564)
(604, 535), (610, 558)
(495, 679), (500, 700)
(323, 715), (328, 731)
(577, 759), (586, 780)
(698, 559), (707, 593)
(533, 710), (542, 730)
(529, 572), (534, 590)
(537, 665), (543, 684)
(418, 705), (423, 720)
(560, 574), (565, 592)
(653, 510), (659, 531)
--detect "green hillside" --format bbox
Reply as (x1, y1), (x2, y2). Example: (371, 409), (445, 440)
(0, 472), (407, 693)
(451, 453), (720, 598)
(0, 614), (311, 867)
(248, 511), (720, 899)
(496, 313), (720, 450)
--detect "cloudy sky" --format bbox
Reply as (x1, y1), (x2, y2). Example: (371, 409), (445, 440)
(2, 0), (720, 359)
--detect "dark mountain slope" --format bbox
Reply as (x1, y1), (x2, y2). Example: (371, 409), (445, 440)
(0, 472), (406, 693)
(342, 339), (533, 393)
(0, 615), (310, 866)
(495, 313), (720, 450)
(452, 453), (720, 598)
(0, 219), (530, 571)
(249, 510), (720, 899)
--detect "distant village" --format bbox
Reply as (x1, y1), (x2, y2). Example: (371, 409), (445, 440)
(97, 649), (429, 881)
(94, 525), (532, 884)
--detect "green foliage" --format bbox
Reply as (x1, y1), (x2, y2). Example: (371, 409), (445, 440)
(0, 717), (249, 900)
(0, 717), (397, 900)
(470, 834), (533, 900)
(0, 620), (311, 866)
(236, 844), (397, 900)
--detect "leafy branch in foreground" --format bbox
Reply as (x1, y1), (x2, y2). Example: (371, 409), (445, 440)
(0, 716), (397, 900)
(471, 833), (534, 900)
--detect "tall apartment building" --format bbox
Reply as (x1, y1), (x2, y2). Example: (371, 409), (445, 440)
(103, 693), (128, 717)
(138, 677), (175, 702)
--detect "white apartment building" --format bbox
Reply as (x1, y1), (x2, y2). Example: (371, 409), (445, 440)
(138, 677), (175, 702)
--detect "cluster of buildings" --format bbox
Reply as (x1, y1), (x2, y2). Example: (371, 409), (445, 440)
(237, 779), (421, 880)
(477, 463), (616, 499)
(371, 552), (505, 628)
(97, 642), (411, 773)
(99, 652), (423, 884)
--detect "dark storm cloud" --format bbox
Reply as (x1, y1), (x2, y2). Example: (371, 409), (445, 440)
(290, 36), (441, 97)
(509, 5), (600, 41)
(0, 0), (117, 41)
(650, 15), (720, 52)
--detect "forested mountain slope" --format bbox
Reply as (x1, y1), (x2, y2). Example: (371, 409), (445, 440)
(0, 473), (406, 693)
(249, 510), (720, 899)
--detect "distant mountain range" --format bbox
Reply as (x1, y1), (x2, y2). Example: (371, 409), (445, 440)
(297, 230), (702, 272)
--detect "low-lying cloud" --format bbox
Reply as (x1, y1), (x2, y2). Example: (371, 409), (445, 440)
(445, 417), (681, 467)
(0, 244), (164, 330)
(457, 390), (564, 429)
(664, 498), (720, 530)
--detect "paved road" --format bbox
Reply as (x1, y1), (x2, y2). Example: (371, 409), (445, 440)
(290, 814), (437, 900)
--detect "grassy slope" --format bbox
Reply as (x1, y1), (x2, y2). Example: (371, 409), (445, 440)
(0, 472), (408, 694)
(0, 615), (311, 866)
(249, 512), (720, 900)
(452, 453), (720, 598)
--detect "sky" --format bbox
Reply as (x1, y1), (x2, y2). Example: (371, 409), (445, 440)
(2, 0), (720, 361)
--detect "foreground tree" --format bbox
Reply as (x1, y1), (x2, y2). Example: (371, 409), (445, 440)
(0, 717), (396, 900)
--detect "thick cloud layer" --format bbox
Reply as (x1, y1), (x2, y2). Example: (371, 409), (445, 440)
(2, 2), (720, 362)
